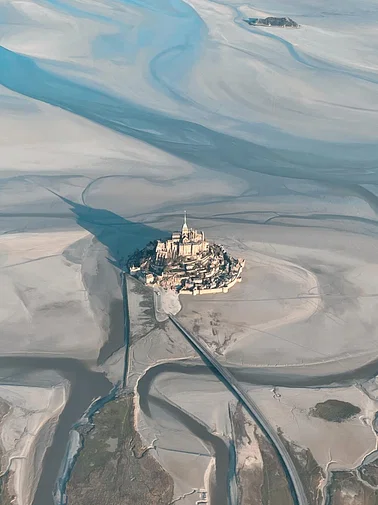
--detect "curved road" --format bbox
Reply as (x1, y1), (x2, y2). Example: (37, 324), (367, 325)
(169, 315), (308, 505)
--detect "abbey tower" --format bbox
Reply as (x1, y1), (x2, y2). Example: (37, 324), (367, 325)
(155, 212), (209, 263)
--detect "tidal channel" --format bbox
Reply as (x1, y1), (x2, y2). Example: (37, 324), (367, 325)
(0, 357), (112, 505)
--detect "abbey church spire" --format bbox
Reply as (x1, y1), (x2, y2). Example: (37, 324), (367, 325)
(182, 210), (189, 236)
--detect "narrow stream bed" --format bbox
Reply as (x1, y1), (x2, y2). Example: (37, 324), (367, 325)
(0, 358), (112, 505)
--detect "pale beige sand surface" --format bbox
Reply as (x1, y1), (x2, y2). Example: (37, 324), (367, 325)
(125, 217), (378, 501)
(0, 230), (88, 267)
(244, 384), (378, 471)
(0, 231), (120, 359)
(235, 419), (263, 473)
(128, 328), (195, 388)
(178, 246), (320, 355)
(163, 221), (378, 371)
(146, 367), (378, 476)
(135, 378), (212, 503)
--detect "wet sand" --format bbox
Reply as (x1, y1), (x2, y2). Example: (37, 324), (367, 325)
(97, 297), (124, 365)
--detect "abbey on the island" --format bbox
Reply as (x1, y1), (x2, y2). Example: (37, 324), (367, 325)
(128, 213), (245, 295)
(155, 212), (209, 262)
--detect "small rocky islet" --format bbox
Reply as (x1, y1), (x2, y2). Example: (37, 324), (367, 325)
(244, 16), (300, 28)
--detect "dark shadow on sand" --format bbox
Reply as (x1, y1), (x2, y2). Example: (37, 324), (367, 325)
(47, 190), (166, 364)
(58, 194), (165, 267)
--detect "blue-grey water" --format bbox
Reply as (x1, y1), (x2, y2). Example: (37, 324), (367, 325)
(1, 45), (378, 189)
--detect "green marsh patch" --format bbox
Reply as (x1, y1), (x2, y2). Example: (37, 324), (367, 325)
(67, 393), (173, 505)
(309, 400), (360, 423)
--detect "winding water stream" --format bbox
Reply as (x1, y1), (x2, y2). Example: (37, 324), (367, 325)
(147, 394), (230, 505)
(136, 357), (378, 392)
(136, 354), (378, 505)
(0, 357), (111, 505)
(5, 287), (378, 505)
(26, 349), (378, 505)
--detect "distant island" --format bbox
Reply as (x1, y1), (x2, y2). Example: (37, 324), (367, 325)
(128, 213), (245, 295)
(245, 16), (300, 28)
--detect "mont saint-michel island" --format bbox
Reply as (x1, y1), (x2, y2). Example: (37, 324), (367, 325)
(128, 213), (245, 295)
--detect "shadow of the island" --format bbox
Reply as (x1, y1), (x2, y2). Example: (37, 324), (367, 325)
(58, 194), (166, 268)
(50, 191), (168, 364)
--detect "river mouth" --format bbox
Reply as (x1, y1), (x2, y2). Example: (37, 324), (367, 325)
(0, 357), (112, 505)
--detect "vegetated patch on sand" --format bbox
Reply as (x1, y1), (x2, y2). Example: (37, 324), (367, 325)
(66, 393), (173, 505)
(358, 457), (378, 488)
(232, 402), (323, 505)
(309, 400), (361, 423)
(0, 475), (12, 505)
(0, 400), (12, 505)
(256, 431), (294, 505)
(328, 470), (378, 505)
(232, 404), (264, 505)
(279, 429), (324, 505)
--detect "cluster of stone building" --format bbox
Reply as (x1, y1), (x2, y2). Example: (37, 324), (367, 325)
(128, 214), (245, 295)
(155, 214), (208, 261)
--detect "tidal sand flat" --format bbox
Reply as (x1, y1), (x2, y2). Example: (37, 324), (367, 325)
(177, 245), (320, 356)
(1, 0), (378, 503)
(0, 231), (102, 358)
(0, 383), (68, 505)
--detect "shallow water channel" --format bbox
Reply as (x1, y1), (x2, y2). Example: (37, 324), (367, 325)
(3, 340), (378, 505)
(0, 357), (112, 505)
